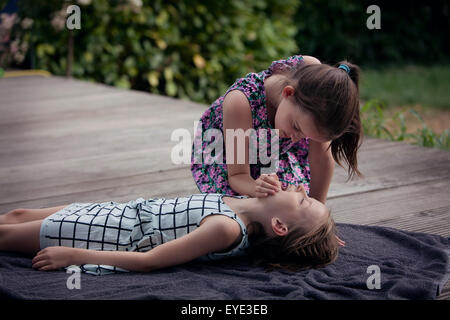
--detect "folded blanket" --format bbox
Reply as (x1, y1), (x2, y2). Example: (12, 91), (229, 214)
(0, 223), (448, 300)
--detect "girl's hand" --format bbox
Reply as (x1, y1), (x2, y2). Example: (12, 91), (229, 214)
(336, 236), (346, 247)
(32, 246), (77, 271)
(254, 173), (281, 197)
(283, 184), (307, 194)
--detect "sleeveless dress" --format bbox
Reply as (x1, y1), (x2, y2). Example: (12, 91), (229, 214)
(40, 193), (249, 276)
(190, 54), (311, 196)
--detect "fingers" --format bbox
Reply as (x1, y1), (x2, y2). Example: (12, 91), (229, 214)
(258, 180), (279, 192)
(336, 236), (346, 247)
(32, 248), (57, 271)
(255, 173), (281, 197)
(32, 259), (50, 270)
(285, 184), (296, 191)
(260, 174), (280, 187)
(254, 186), (273, 197)
(32, 250), (48, 270)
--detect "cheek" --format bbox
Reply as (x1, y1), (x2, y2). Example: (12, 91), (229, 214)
(274, 113), (288, 130)
(274, 192), (298, 212)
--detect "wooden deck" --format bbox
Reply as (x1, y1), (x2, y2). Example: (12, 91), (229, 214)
(0, 75), (449, 299)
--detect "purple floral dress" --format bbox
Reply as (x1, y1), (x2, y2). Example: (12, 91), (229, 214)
(191, 55), (310, 196)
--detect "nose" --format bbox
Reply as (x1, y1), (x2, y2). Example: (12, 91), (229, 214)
(296, 184), (308, 197)
(290, 133), (303, 142)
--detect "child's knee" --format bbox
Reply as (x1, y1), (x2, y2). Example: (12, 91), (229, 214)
(2, 208), (26, 223)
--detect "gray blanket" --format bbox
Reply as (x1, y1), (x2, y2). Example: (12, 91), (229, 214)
(0, 223), (448, 300)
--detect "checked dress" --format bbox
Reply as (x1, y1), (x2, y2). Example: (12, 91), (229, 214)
(40, 193), (249, 275)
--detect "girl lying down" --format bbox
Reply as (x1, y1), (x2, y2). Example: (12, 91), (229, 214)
(0, 181), (344, 276)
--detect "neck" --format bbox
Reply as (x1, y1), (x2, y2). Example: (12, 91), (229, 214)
(264, 74), (288, 126)
(223, 197), (270, 235)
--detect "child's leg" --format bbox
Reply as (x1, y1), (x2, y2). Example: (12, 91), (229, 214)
(0, 220), (42, 254)
(0, 205), (69, 224)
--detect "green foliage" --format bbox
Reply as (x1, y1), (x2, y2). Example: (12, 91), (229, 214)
(361, 100), (450, 151)
(13, 0), (299, 103)
(294, 0), (450, 67)
(360, 65), (450, 110)
(6, 1), (448, 152)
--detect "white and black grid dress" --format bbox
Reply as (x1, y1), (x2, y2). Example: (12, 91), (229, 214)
(40, 193), (249, 276)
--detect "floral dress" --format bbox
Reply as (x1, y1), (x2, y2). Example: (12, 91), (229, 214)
(191, 55), (310, 196)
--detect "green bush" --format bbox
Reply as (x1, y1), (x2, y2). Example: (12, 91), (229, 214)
(294, 0), (450, 67)
(10, 0), (299, 104)
(361, 100), (450, 151)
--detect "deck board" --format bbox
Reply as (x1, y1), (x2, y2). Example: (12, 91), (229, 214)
(0, 75), (449, 298)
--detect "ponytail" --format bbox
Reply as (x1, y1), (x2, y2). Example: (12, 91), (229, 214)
(330, 116), (363, 180)
(332, 60), (363, 179)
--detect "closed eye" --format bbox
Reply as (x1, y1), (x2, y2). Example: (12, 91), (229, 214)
(292, 121), (303, 134)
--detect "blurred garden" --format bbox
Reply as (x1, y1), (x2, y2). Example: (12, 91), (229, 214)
(1, 0), (449, 150)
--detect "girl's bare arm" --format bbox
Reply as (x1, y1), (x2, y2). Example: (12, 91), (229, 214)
(308, 139), (334, 204)
(32, 215), (240, 272)
(222, 90), (256, 197)
(143, 215), (240, 271)
(222, 90), (279, 197)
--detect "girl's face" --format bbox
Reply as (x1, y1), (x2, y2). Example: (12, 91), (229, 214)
(262, 184), (329, 237)
(274, 86), (329, 143)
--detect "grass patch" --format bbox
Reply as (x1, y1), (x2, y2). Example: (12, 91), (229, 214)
(361, 100), (450, 151)
(360, 65), (450, 110)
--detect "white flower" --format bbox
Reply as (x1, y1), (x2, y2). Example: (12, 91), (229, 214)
(51, 15), (66, 31)
(21, 18), (34, 29)
(51, 9), (67, 31)
(0, 13), (17, 30)
(129, 0), (143, 7)
(77, 0), (92, 5)
(20, 41), (29, 52)
(10, 39), (19, 53)
(13, 52), (25, 63)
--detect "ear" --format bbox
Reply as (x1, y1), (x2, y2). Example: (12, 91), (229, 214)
(271, 217), (289, 236)
(282, 85), (295, 98)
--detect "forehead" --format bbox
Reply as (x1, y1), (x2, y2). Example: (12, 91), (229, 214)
(297, 197), (329, 226)
(290, 106), (329, 143)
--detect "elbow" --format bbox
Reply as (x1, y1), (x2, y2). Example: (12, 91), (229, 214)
(303, 55), (321, 65)
(228, 173), (254, 197)
(227, 172), (240, 190)
(139, 253), (157, 273)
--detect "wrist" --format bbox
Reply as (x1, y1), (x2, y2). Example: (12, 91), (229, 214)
(70, 247), (87, 265)
(229, 173), (256, 197)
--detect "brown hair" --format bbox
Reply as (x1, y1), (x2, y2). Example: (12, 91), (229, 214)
(277, 60), (363, 179)
(247, 210), (340, 272)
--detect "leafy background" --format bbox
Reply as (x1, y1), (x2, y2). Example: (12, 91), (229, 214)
(1, 0), (449, 149)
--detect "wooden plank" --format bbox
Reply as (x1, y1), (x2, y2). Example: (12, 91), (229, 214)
(0, 89), (205, 125)
(0, 167), (199, 213)
(0, 76), (207, 208)
(368, 206), (450, 237)
(0, 111), (202, 167)
(438, 283), (450, 300)
(328, 178), (450, 228)
(0, 76), (116, 105)
(328, 138), (450, 198)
